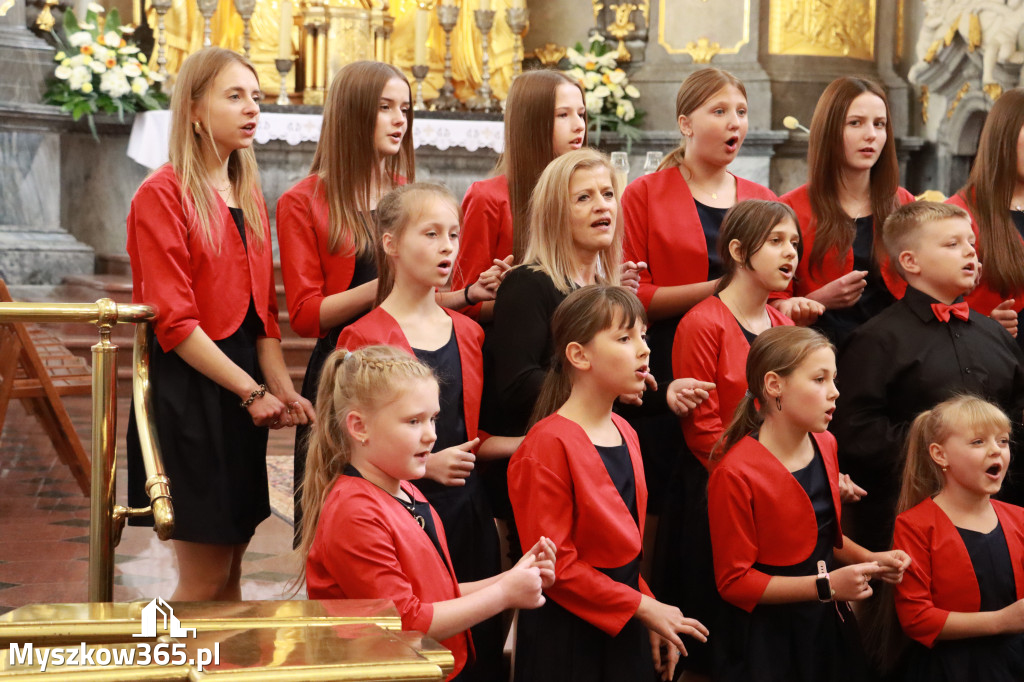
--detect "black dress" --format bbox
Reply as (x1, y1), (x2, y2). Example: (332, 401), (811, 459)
(813, 216), (895, 351)
(413, 328), (503, 682)
(651, 302), (765, 676)
(903, 521), (1024, 682)
(292, 251), (376, 543)
(127, 207), (270, 544)
(713, 437), (868, 682)
(514, 439), (655, 682)
(621, 199), (728, 515)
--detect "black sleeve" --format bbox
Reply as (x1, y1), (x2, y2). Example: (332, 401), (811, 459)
(833, 325), (908, 487)
(486, 267), (562, 435)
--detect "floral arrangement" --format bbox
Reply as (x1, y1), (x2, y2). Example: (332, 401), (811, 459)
(565, 36), (645, 149)
(43, 5), (167, 138)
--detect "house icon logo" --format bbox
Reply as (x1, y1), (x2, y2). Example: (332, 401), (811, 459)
(133, 598), (196, 638)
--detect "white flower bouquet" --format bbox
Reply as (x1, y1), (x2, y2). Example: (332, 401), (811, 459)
(43, 5), (167, 138)
(565, 36), (646, 149)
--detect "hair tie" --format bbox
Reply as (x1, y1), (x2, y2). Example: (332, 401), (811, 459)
(745, 389), (761, 410)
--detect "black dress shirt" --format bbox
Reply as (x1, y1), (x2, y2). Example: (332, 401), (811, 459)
(835, 285), (1024, 509)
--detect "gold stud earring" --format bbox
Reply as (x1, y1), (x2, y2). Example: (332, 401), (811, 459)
(941, 465), (949, 472)
(193, 121), (201, 134)
(361, 438), (368, 446)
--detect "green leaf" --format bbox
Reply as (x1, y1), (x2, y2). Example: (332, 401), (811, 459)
(63, 8), (80, 34)
(106, 8), (121, 32)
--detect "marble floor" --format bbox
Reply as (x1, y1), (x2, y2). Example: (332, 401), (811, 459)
(0, 394), (303, 615)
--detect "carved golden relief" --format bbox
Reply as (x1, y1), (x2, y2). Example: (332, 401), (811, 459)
(896, 0), (903, 61)
(684, 37), (722, 63)
(768, 0), (875, 61)
(607, 3), (638, 62)
(968, 13), (981, 52)
(533, 43), (567, 66)
(920, 84), (929, 124)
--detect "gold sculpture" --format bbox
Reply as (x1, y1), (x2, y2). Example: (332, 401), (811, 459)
(533, 42), (567, 66)
(768, 0), (875, 60)
(684, 36), (721, 63)
(606, 3), (638, 62)
(946, 81), (970, 119)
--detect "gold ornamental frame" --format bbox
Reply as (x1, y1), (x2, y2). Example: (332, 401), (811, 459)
(657, 0), (750, 59)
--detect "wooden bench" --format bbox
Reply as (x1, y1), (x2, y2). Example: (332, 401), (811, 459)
(0, 280), (92, 495)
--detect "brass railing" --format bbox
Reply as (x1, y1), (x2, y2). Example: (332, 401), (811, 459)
(0, 298), (171, 602)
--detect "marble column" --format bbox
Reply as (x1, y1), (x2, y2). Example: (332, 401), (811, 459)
(0, 0), (93, 284)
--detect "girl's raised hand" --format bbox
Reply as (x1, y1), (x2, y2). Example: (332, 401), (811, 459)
(425, 438), (480, 486)
(666, 378), (716, 416)
(771, 296), (825, 326)
(807, 270), (868, 309)
(635, 595), (709, 660)
(620, 261), (648, 294)
(990, 300), (1018, 338)
(830, 561), (884, 601)
(871, 549), (911, 584)
(521, 536), (557, 588)
(499, 555), (545, 609)
(837, 473), (867, 503)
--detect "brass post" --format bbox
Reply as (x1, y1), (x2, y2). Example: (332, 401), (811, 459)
(88, 299), (119, 603)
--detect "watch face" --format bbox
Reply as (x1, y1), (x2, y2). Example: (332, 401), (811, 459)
(815, 576), (831, 601)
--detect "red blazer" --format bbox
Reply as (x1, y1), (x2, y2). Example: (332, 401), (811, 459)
(621, 167), (777, 310)
(708, 431), (844, 612)
(508, 413), (654, 636)
(780, 183), (914, 300)
(893, 497), (1024, 647)
(276, 174), (405, 339)
(335, 306), (487, 444)
(126, 164), (280, 352)
(673, 296), (793, 467)
(946, 192), (1024, 317)
(452, 174), (513, 319)
(306, 474), (469, 680)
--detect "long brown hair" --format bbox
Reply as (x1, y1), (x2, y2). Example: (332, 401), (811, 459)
(897, 395), (1011, 515)
(169, 47), (265, 252)
(373, 182), (461, 306)
(522, 148), (624, 294)
(959, 88), (1024, 297)
(806, 77), (901, 274)
(499, 70), (587, 261)
(717, 200), (801, 291)
(310, 61), (415, 256)
(658, 67), (746, 172)
(529, 285), (647, 426)
(294, 345), (437, 587)
(713, 326), (834, 459)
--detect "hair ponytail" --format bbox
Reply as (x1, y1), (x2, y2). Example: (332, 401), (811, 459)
(527, 285), (646, 428)
(713, 326), (833, 460)
(293, 345), (436, 590)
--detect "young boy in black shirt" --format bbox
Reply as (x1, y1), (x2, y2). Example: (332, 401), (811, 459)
(834, 201), (1024, 551)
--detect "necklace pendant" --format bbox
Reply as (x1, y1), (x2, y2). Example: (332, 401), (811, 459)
(711, 192), (718, 200)
(415, 514), (425, 529)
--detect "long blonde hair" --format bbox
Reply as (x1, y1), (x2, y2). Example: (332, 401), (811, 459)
(311, 61), (415, 256)
(529, 285), (647, 427)
(295, 346), (437, 584)
(713, 326), (834, 460)
(659, 67), (746, 172)
(897, 395), (1011, 514)
(373, 183), (462, 306)
(169, 47), (265, 252)
(522, 148), (623, 294)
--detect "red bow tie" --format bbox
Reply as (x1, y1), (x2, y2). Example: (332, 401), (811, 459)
(931, 301), (970, 323)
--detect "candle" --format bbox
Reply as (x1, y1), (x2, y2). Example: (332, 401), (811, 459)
(277, 0), (293, 59)
(479, 0), (490, 11)
(414, 6), (428, 65)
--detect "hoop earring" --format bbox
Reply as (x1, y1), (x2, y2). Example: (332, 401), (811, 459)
(775, 396), (782, 411)
(193, 120), (201, 135)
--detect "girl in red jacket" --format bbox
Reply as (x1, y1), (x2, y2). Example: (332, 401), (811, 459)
(780, 76), (916, 348)
(947, 88), (1024, 342)
(125, 47), (314, 600)
(300, 345), (555, 682)
(334, 183), (522, 680)
(509, 285), (709, 682)
(708, 326), (909, 681)
(893, 395), (1024, 681)
(452, 69), (587, 322)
